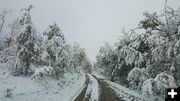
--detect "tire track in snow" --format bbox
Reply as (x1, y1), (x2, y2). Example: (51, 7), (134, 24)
(74, 75), (89, 101)
(74, 74), (99, 101)
(75, 74), (123, 101)
(93, 75), (122, 101)
(84, 74), (99, 101)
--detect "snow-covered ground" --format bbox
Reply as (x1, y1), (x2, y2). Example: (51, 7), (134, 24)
(0, 63), (86, 101)
(84, 74), (99, 101)
(105, 80), (144, 101)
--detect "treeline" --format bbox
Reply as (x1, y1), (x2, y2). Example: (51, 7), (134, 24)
(0, 5), (92, 79)
(95, 5), (180, 99)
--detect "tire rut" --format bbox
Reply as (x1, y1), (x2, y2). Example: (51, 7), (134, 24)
(74, 75), (89, 101)
(93, 75), (123, 101)
(75, 75), (123, 101)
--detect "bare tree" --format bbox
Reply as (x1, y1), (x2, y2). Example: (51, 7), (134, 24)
(164, 0), (168, 24)
(6, 18), (20, 47)
(0, 9), (11, 34)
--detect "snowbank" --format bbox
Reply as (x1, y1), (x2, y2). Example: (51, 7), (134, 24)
(84, 74), (99, 101)
(105, 80), (144, 101)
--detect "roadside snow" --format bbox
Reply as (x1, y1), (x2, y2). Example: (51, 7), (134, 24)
(0, 63), (86, 101)
(85, 74), (99, 101)
(70, 77), (86, 101)
(105, 80), (144, 101)
(56, 71), (86, 101)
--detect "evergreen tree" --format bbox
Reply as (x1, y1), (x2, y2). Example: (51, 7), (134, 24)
(16, 5), (39, 75)
(44, 23), (68, 78)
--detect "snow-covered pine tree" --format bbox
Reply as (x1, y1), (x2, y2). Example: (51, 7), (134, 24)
(16, 5), (39, 75)
(44, 23), (68, 79)
(64, 44), (75, 72)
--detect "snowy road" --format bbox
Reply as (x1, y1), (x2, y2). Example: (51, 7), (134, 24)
(95, 77), (122, 101)
(74, 75), (90, 101)
(74, 74), (122, 101)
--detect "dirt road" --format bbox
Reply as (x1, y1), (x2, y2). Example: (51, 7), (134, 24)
(74, 75), (122, 101)
(74, 75), (89, 101)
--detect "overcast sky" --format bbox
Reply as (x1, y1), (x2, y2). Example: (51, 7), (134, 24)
(0, 0), (180, 62)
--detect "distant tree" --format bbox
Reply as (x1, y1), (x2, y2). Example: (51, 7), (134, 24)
(0, 9), (11, 34)
(5, 18), (23, 47)
(71, 42), (92, 73)
(72, 43), (86, 68)
(0, 9), (11, 50)
(82, 58), (93, 73)
(95, 42), (119, 80)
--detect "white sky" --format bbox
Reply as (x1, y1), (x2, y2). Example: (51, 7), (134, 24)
(0, 0), (180, 62)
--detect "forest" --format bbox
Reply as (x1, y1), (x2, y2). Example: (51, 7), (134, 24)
(0, 1), (180, 101)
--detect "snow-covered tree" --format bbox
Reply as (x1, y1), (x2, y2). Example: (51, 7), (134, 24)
(96, 6), (180, 89)
(43, 23), (69, 78)
(82, 57), (93, 73)
(0, 9), (12, 50)
(96, 42), (119, 80)
(0, 9), (11, 34)
(127, 67), (141, 90)
(141, 78), (154, 99)
(16, 5), (40, 75)
(71, 42), (92, 73)
(72, 43), (87, 68)
(139, 12), (161, 30)
(127, 67), (149, 90)
(5, 18), (25, 48)
(141, 71), (177, 99)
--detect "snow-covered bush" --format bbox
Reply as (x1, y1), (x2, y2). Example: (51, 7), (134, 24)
(141, 72), (177, 99)
(31, 66), (53, 79)
(50, 66), (65, 79)
(3, 46), (16, 56)
(138, 68), (149, 90)
(0, 46), (16, 63)
(153, 72), (177, 96)
(127, 67), (141, 90)
(141, 78), (153, 98)
(127, 67), (149, 90)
